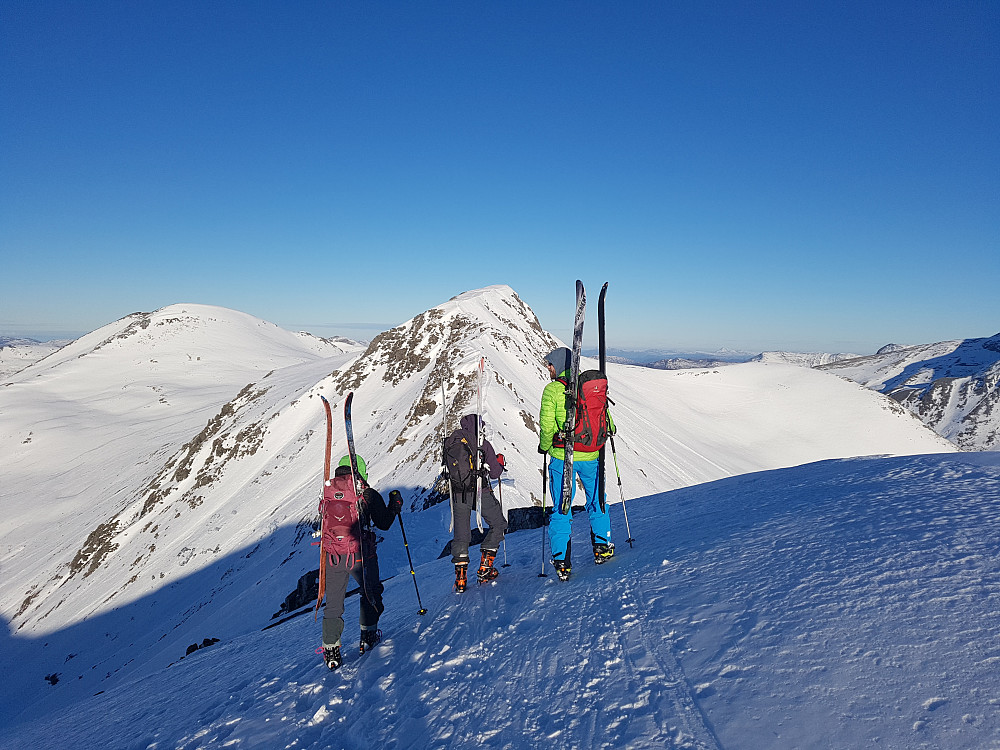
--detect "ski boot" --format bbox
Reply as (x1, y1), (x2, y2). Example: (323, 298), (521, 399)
(321, 644), (342, 671)
(359, 628), (382, 655)
(454, 562), (469, 593)
(551, 558), (572, 582)
(477, 549), (499, 584)
(593, 542), (615, 565)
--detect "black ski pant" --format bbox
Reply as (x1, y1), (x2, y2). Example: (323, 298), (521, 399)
(451, 486), (507, 564)
(322, 551), (384, 648)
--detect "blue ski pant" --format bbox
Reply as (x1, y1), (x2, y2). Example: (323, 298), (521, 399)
(547, 456), (611, 561)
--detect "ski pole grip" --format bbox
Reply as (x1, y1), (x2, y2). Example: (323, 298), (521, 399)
(388, 489), (403, 511)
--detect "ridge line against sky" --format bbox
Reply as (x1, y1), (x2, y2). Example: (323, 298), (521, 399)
(1, 1), (997, 353)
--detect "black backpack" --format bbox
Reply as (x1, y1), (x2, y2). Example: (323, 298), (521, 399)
(443, 434), (478, 492)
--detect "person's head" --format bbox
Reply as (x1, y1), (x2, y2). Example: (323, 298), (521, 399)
(338, 454), (367, 482)
(544, 347), (572, 379)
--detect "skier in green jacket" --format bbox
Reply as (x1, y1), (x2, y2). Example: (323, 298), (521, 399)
(539, 347), (614, 581)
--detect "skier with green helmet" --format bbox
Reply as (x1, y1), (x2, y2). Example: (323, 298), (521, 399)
(539, 347), (615, 581)
(318, 454), (402, 670)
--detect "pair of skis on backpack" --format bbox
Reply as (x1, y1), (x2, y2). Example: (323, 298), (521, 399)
(559, 280), (610, 515)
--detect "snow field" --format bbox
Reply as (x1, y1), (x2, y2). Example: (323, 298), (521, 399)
(5, 452), (1000, 749)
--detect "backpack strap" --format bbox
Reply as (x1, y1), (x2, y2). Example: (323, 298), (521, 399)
(552, 376), (571, 448)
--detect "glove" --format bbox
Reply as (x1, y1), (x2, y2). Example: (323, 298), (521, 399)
(496, 453), (506, 468)
(388, 490), (404, 515)
(537, 445), (547, 455)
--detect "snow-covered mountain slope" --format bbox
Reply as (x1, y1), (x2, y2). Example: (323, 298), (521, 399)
(819, 333), (1000, 450)
(0, 287), (955, 725)
(1, 303), (362, 557)
(0, 338), (71, 378)
(0, 305), (363, 663)
(4, 452), (999, 750)
(752, 350), (862, 367)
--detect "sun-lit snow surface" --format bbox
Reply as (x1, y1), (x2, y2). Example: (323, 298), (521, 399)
(0, 287), (960, 741)
(819, 334), (1000, 450)
(0, 338), (71, 378)
(3, 452), (999, 749)
(752, 351), (862, 367)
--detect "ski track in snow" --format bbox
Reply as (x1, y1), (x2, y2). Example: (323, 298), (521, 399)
(2, 515), (724, 750)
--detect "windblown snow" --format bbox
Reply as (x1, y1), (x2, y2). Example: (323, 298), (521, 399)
(3, 286), (996, 750)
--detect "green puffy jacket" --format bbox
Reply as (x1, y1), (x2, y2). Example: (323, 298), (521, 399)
(538, 371), (613, 462)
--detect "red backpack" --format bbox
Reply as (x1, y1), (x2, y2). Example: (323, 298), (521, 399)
(320, 474), (362, 567)
(554, 370), (609, 452)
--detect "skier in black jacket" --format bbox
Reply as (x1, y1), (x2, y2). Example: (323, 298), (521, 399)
(319, 455), (401, 670)
(442, 414), (507, 592)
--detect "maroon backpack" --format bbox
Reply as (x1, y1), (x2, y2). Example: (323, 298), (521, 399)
(320, 474), (362, 567)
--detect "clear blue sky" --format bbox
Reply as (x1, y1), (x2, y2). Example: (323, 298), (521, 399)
(2, 1), (997, 353)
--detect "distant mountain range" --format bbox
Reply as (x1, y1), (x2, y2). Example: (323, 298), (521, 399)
(586, 347), (755, 367)
(594, 349), (864, 370)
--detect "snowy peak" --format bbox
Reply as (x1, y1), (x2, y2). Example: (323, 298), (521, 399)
(819, 333), (1000, 450)
(324, 285), (560, 508)
(334, 285), (553, 388)
(0, 303), (363, 639)
(5, 304), (360, 382)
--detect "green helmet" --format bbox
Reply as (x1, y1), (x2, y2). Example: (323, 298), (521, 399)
(338, 454), (367, 482)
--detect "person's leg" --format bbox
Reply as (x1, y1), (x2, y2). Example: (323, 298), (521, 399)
(479, 486), (508, 552)
(577, 460), (611, 547)
(451, 495), (473, 591)
(547, 457), (573, 562)
(355, 555), (385, 630)
(321, 555), (350, 647)
(451, 494), (473, 563)
(354, 554), (384, 652)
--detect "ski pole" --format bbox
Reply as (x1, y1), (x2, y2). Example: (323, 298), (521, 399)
(496, 453), (510, 567)
(390, 490), (427, 615)
(608, 435), (634, 547)
(539, 454), (548, 577)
